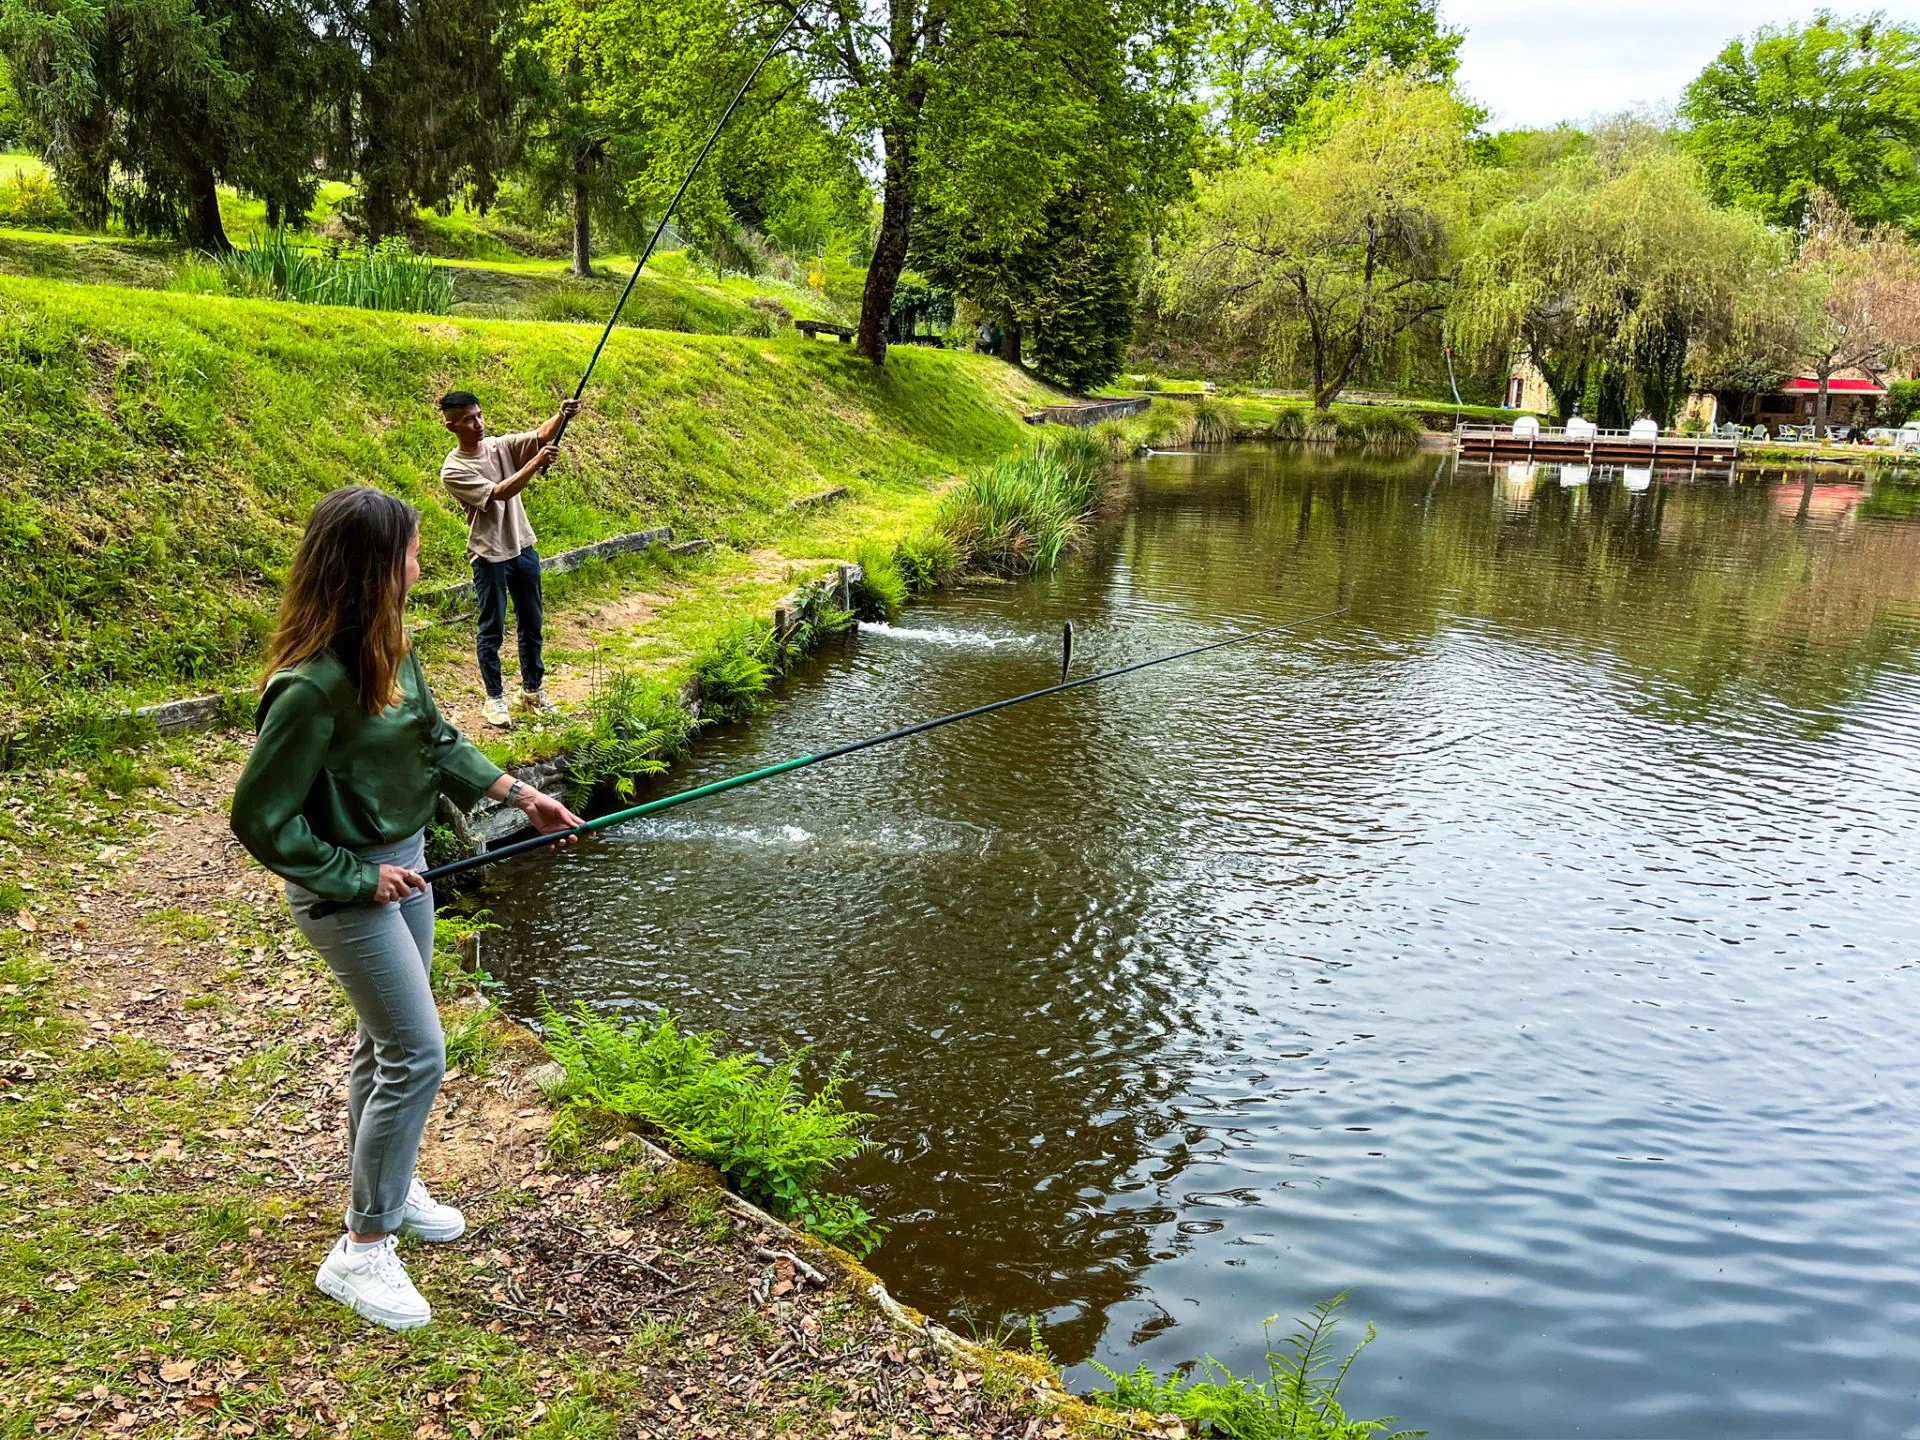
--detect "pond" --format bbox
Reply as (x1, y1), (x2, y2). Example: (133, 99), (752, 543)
(482, 447), (1920, 1437)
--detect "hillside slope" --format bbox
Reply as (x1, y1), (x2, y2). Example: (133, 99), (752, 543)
(0, 277), (1059, 729)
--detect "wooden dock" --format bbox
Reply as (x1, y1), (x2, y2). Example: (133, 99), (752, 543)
(1456, 423), (1740, 469)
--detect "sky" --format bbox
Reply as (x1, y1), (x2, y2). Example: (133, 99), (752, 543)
(1441, 1), (1874, 129)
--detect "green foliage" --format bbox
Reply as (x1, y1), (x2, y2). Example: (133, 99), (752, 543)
(535, 285), (605, 323)
(1680, 14), (1920, 231)
(937, 429), (1114, 575)
(1884, 380), (1920, 426)
(1164, 72), (1477, 408)
(0, 162), (69, 228)
(849, 541), (908, 621)
(894, 528), (962, 594)
(1452, 131), (1785, 425)
(0, 0), (331, 246)
(443, 1000), (502, 1075)
(1190, 395), (1235, 445)
(1208, 0), (1464, 144)
(567, 667), (696, 803)
(539, 1002), (887, 1256)
(0, 273), (1054, 735)
(215, 229), (453, 314)
(1088, 1296), (1421, 1440)
(691, 618), (777, 725)
(1266, 403), (1419, 447)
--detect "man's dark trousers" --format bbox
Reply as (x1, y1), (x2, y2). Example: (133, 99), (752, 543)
(473, 545), (545, 698)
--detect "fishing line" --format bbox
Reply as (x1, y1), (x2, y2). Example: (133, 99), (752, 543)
(552, 5), (810, 449)
(305, 606), (1347, 919)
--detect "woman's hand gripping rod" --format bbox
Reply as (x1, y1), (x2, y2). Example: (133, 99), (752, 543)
(304, 607), (1347, 920)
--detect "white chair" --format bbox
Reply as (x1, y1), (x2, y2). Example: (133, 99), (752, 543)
(1628, 416), (1659, 441)
(1565, 414), (1597, 439)
(1512, 415), (1541, 439)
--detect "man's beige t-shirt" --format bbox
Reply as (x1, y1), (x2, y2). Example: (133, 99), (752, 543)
(441, 432), (542, 562)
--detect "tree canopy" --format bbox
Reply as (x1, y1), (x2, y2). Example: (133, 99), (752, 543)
(1205, 0), (1461, 146)
(1680, 11), (1920, 231)
(1162, 72), (1476, 407)
(1452, 131), (1784, 426)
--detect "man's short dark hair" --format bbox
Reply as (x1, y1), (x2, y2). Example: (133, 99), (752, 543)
(438, 390), (480, 413)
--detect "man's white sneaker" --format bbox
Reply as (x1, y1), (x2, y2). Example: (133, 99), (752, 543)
(516, 687), (560, 716)
(315, 1236), (431, 1330)
(400, 1176), (466, 1242)
(341, 1177), (466, 1243)
(481, 695), (513, 728)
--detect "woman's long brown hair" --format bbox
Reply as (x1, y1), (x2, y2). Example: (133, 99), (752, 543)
(263, 487), (419, 713)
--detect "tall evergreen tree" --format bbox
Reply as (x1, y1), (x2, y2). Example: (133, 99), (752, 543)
(0, 0), (337, 248)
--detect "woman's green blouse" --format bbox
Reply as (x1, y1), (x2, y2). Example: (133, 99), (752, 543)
(231, 649), (503, 901)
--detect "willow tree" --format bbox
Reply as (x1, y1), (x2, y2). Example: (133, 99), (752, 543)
(1787, 190), (1920, 431)
(1161, 72), (1475, 407)
(1452, 135), (1782, 426)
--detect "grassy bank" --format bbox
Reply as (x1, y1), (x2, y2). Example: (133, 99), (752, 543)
(0, 274), (1059, 742)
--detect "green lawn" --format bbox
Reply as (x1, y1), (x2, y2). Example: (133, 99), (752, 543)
(0, 274), (1058, 735)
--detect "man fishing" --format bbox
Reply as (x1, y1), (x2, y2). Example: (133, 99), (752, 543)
(438, 392), (582, 727)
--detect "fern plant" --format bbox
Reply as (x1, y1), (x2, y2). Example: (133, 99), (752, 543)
(1088, 1295), (1422, 1440)
(539, 1002), (888, 1256)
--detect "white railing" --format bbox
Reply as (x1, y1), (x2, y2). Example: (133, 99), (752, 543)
(1457, 424), (1738, 446)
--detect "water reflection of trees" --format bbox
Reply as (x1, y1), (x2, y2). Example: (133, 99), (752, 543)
(1119, 449), (1920, 733)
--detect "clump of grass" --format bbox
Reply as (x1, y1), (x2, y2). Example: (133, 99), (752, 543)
(1089, 419), (1137, 463)
(895, 528), (962, 594)
(1190, 394), (1235, 445)
(849, 541), (908, 621)
(540, 1002), (888, 1257)
(167, 257), (228, 296)
(217, 228), (453, 314)
(1271, 405), (1309, 441)
(1139, 404), (1197, 448)
(1339, 406), (1420, 448)
(567, 667), (697, 802)
(936, 429), (1115, 575)
(1088, 1295), (1419, 1440)
(535, 285), (605, 323)
(1306, 409), (1342, 445)
(443, 999), (501, 1074)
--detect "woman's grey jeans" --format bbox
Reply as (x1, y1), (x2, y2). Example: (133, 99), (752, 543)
(287, 829), (441, 1235)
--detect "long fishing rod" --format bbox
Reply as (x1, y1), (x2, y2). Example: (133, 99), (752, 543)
(305, 606), (1347, 919)
(551, 5), (810, 450)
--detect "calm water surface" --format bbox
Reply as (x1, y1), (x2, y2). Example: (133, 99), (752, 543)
(484, 449), (1920, 1437)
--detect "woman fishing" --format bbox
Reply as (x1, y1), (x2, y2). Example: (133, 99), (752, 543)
(231, 486), (583, 1330)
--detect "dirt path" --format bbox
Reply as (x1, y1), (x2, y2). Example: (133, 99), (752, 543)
(0, 737), (1132, 1438)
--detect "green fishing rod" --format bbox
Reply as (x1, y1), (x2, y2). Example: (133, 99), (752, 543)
(303, 606), (1346, 919)
(550, 4), (810, 450)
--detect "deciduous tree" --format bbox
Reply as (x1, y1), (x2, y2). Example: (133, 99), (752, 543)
(1787, 190), (1920, 431)
(1452, 131), (1783, 426)
(1163, 72), (1474, 407)
(1207, 0), (1461, 145)
(1680, 12), (1920, 231)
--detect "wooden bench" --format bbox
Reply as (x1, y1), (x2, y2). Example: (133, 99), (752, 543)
(795, 320), (856, 343)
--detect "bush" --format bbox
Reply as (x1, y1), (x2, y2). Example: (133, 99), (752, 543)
(1270, 406), (1309, 441)
(1885, 380), (1920, 427)
(1088, 1295), (1419, 1440)
(540, 1002), (888, 1257)
(1336, 406), (1420, 448)
(0, 167), (74, 230)
(849, 541), (908, 620)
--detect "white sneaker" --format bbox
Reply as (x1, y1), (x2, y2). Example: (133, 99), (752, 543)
(315, 1236), (432, 1330)
(341, 1177), (466, 1243)
(516, 687), (560, 715)
(481, 695), (513, 728)
(400, 1176), (466, 1242)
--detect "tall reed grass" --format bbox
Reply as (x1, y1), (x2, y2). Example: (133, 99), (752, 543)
(215, 229), (454, 314)
(936, 428), (1114, 575)
(1271, 404), (1421, 448)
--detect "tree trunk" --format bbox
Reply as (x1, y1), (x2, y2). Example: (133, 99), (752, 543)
(571, 174), (591, 278)
(1815, 373), (1832, 436)
(997, 324), (1021, 364)
(186, 155), (231, 253)
(857, 126), (915, 366)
